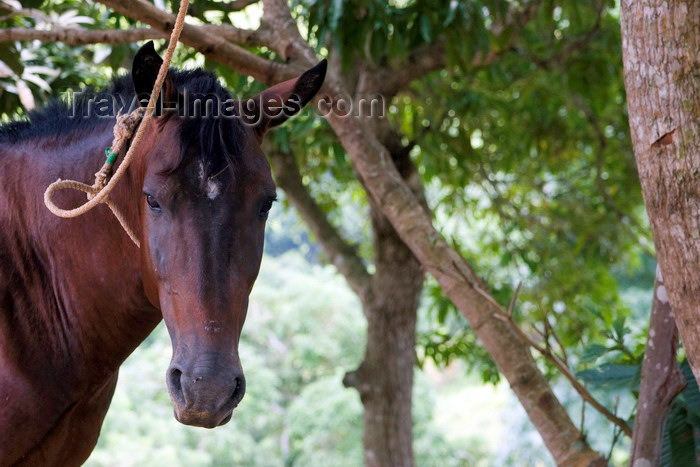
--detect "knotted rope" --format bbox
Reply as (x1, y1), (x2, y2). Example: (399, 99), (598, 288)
(43, 0), (190, 248)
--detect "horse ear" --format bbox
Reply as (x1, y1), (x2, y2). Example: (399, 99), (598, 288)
(240, 59), (327, 137)
(132, 41), (178, 113)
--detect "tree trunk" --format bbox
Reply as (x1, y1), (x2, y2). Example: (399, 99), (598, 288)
(269, 145), (423, 466)
(343, 209), (422, 467)
(630, 266), (685, 466)
(620, 0), (700, 382)
(342, 144), (424, 467)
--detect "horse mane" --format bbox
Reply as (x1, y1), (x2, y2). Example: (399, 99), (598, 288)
(0, 68), (245, 178)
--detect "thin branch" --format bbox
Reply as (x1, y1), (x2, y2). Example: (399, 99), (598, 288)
(507, 282), (522, 317)
(571, 94), (624, 220)
(183, 1), (271, 46)
(606, 405), (623, 463)
(492, 310), (633, 437)
(0, 27), (166, 45)
(493, 0), (543, 36)
(546, 317), (570, 364)
(444, 245), (629, 438)
(268, 149), (372, 299)
(569, 93), (654, 258)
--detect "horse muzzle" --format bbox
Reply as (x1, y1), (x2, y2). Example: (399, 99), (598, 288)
(166, 363), (246, 428)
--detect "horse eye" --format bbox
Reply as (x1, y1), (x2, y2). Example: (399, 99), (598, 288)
(145, 194), (161, 211)
(259, 198), (275, 218)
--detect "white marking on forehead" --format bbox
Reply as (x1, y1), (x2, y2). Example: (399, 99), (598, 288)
(196, 160), (222, 200)
(207, 179), (221, 200)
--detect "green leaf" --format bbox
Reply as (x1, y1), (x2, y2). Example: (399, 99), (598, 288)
(369, 28), (387, 63)
(576, 363), (640, 389)
(580, 343), (609, 363)
(613, 316), (627, 339)
(662, 407), (696, 467)
(20, 0), (45, 8)
(0, 43), (23, 77)
(420, 15), (432, 43)
(661, 360), (700, 466)
(436, 299), (450, 324)
(329, 0), (343, 31)
(443, 1), (459, 26)
(274, 127), (290, 153)
(677, 360), (700, 419)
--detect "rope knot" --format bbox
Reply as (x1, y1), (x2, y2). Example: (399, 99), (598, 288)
(42, 0), (189, 249)
(90, 108), (147, 196)
(112, 107), (147, 155)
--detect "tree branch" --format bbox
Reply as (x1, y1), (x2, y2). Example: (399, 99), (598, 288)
(95, 0), (295, 84)
(199, 24), (269, 47)
(0, 23), (270, 50)
(630, 266), (685, 465)
(373, 40), (448, 96)
(268, 150), (371, 299)
(0, 27), (166, 45)
(260, 0), (317, 64)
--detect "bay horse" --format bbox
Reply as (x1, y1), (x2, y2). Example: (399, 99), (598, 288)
(0, 41), (326, 465)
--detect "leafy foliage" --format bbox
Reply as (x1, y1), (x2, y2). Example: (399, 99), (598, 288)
(277, 1), (651, 386)
(294, 0), (497, 69)
(661, 361), (700, 467)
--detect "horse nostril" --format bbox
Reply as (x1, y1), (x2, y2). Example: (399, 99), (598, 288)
(168, 368), (185, 405)
(230, 375), (246, 407)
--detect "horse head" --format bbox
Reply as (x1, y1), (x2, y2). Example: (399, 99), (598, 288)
(131, 42), (326, 428)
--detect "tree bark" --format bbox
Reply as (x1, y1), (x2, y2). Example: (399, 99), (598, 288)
(0, 27), (166, 45)
(96, 0), (290, 83)
(343, 207), (422, 467)
(620, 1), (700, 382)
(630, 266), (685, 466)
(343, 146), (424, 467)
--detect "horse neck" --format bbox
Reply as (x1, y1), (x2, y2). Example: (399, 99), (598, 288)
(0, 122), (160, 390)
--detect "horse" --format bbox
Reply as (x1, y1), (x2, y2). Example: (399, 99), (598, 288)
(0, 41), (326, 465)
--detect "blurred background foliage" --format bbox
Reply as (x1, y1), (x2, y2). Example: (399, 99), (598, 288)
(1, 0), (695, 464)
